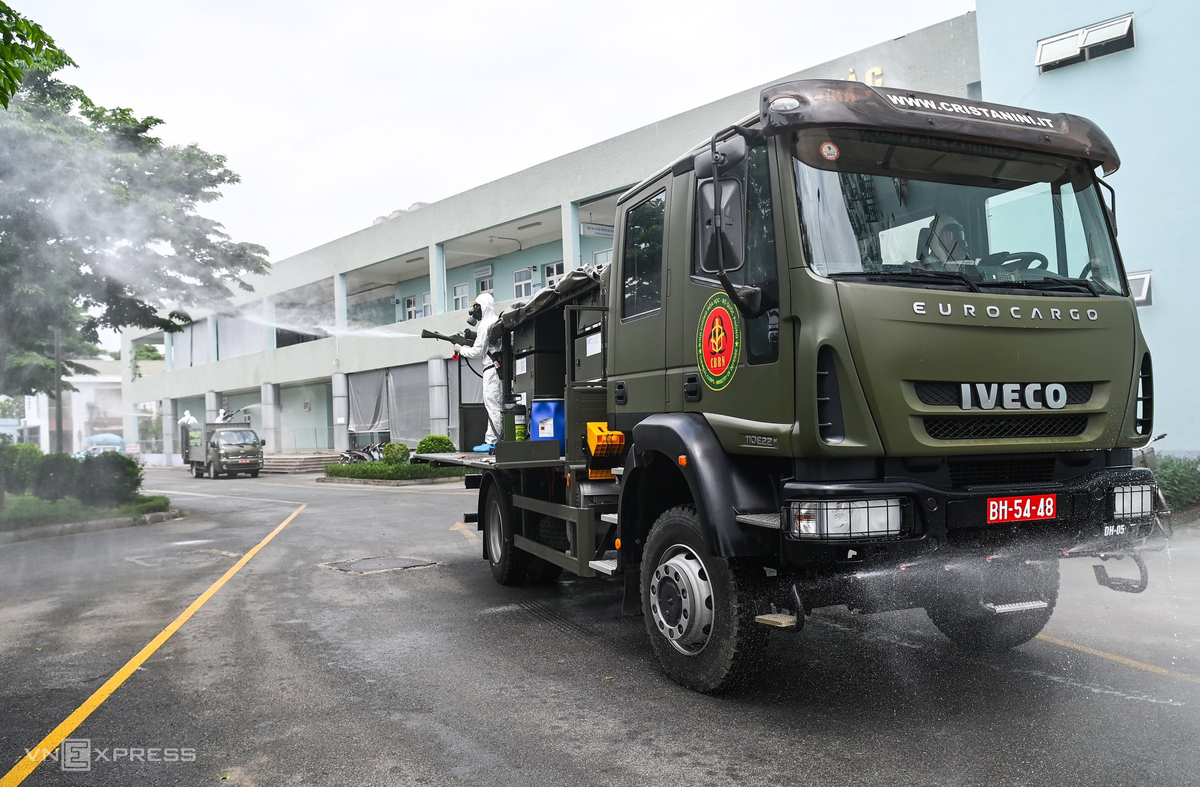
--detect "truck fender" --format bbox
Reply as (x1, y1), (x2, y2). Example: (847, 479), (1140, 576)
(621, 413), (777, 559)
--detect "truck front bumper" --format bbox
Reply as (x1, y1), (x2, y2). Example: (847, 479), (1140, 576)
(777, 465), (1158, 569)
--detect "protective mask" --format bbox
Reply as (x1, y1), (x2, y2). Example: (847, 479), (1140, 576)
(466, 302), (482, 326)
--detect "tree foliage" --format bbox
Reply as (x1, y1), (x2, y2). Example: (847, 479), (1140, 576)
(0, 69), (270, 399)
(0, 2), (72, 108)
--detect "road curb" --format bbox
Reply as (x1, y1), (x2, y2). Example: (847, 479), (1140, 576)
(0, 509), (187, 546)
(315, 476), (466, 488)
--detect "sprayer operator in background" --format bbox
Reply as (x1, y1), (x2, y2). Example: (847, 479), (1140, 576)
(454, 292), (502, 452)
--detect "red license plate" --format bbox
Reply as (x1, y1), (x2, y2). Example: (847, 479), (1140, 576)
(987, 494), (1057, 524)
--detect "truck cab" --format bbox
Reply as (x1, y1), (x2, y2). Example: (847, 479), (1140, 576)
(606, 80), (1158, 690)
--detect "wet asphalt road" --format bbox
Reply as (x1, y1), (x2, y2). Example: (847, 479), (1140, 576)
(1, 467), (1199, 786)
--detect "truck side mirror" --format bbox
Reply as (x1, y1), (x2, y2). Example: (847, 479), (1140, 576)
(260, 438), (266, 447)
(697, 178), (746, 274)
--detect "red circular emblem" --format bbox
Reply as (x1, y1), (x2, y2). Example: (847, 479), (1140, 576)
(702, 306), (735, 379)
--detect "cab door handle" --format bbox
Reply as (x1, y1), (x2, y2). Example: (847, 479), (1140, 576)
(684, 374), (702, 402)
(614, 380), (628, 406)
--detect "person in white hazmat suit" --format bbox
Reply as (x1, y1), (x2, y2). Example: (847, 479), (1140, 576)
(454, 292), (503, 452)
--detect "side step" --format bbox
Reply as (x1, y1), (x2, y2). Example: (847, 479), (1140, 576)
(755, 613), (798, 628)
(983, 600), (1049, 615)
(600, 513), (619, 526)
(736, 513), (781, 530)
(588, 559), (618, 576)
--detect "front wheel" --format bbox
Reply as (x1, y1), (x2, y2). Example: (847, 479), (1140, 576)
(249, 470), (260, 479)
(484, 482), (527, 586)
(641, 506), (765, 693)
(207, 462), (218, 480)
(926, 559), (1059, 653)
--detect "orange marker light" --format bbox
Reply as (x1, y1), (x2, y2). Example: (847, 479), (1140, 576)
(678, 455), (688, 467)
(615, 538), (622, 550)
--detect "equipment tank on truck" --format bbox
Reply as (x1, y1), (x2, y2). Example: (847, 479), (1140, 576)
(416, 79), (1163, 693)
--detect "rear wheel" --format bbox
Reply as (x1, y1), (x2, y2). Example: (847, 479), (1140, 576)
(192, 463), (203, 478)
(484, 482), (528, 586)
(641, 506), (765, 693)
(926, 559), (1059, 652)
(249, 470), (260, 479)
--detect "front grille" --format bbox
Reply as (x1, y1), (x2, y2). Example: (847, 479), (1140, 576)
(924, 415), (1089, 441)
(915, 382), (1094, 407)
(948, 458), (1056, 487)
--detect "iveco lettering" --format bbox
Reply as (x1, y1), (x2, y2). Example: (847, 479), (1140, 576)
(417, 79), (1161, 694)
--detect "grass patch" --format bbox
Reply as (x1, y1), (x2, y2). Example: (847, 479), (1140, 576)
(0, 494), (171, 532)
(324, 462), (469, 481)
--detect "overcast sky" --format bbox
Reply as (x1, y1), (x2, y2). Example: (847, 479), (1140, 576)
(25, 0), (975, 263)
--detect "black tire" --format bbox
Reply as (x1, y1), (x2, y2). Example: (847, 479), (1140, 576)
(641, 506), (766, 693)
(484, 482), (528, 586)
(192, 463), (203, 478)
(526, 557), (564, 585)
(926, 559), (1059, 653)
(207, 462), (218, 480)
(249, 470), (260, 479)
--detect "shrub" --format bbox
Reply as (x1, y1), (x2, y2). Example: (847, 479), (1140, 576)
(382, 441), (410, 464)
(3, 443), (43, 494)
(121, 494), (171, 517)
(416, 434), (456, 455)
(325, 462), (468, 481)
(79, 452), (144, 507)
(32, 453), (79, 502)
(1157, 455), (1200, 511)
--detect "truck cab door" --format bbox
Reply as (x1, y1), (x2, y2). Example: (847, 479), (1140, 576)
(675, 139), (794, 453)
(607, 176), (670, 432)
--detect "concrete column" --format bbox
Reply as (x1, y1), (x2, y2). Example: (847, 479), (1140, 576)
(428, 358), (449, 438)
(164, 331), (174, 372)
(429, 243), (447, 315)
(260, 383), (281, 454)
(332, 373), (350, 452)
(208, 317), (219, 362)
(205, 390), (219, 424)
(161, 398), (176, 460)
(561, 200), (580, 270)
(334, 273), (348, 329)
(264, 297), (278, 350)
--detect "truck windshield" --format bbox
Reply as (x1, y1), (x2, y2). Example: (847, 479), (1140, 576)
(792, 128), (1124, 295)
(217, 430), (259, 445)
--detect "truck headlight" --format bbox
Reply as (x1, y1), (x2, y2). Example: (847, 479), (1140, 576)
(1112, 484), (1154, 520)
(785, 499), (903, 540)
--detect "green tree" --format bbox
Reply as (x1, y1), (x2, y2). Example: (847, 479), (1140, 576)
(0, 2), (72, 108)
(0, 68), (269, 509)
(0, 394), (20, 419)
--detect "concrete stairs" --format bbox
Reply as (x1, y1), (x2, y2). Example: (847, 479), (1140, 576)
(262, 453), (339, 474)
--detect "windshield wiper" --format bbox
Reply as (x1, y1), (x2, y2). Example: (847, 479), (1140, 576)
(977, 278), (1106, 296)
(833, 268), (981, 292)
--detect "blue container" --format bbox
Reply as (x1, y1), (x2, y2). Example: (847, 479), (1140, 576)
(530, 399), (566, 456)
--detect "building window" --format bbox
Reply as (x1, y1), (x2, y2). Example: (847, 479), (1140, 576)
(514, 269), (533, 299)
(622, 189), (666, 318)
(477, 277), (493, 295)
(405, 296), (418, 321)
(452, 283), (469, 311)
(1036, 14), (1134, 73)
(544, 261), (564, 290)
(421, 292), (432, 317)
(1127, 271), (1153, 307)
(593, 248), (613, 266)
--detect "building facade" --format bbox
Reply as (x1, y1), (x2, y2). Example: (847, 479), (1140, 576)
(125, 15), (986, 461)
(976, 0), (1199, 453)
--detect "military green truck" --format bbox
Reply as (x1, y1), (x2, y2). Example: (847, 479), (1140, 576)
(183, 422), (265, 479)
(417, 79), (1161, 692)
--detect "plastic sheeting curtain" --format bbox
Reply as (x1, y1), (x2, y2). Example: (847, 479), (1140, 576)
(171, 319), (208, 368)
(387, 364), (430, 445)
(216, 315), (267, 361)
(348, 370), (389, 433)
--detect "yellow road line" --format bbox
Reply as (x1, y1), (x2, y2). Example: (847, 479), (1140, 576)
(1037, 634), (1200, 685)
(450, 522), (479, 541)
(0, 503), (307, 787)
